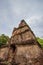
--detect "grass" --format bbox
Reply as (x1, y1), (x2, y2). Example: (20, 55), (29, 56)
(37, 37), (43, 48)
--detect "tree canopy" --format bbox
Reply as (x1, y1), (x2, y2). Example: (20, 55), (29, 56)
(0, 34), (9, 46)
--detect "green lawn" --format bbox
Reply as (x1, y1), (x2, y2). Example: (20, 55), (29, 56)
(37, 37), (43, 48)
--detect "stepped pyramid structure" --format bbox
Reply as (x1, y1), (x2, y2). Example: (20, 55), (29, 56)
(8, 20), (43, 65)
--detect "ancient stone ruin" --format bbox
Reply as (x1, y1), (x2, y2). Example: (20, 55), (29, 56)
(0, 20), (43, 65)
(8, 20), (43, 65)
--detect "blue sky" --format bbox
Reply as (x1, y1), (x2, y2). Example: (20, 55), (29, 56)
(0, 0), (43, 38)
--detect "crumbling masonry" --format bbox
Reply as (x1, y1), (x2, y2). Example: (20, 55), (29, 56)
(0, 20), (43, 65)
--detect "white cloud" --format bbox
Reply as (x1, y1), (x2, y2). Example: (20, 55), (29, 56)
(25, 15), (43, 38)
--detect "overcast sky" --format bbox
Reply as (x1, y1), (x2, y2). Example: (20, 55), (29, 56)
(0, 0), (43, 38)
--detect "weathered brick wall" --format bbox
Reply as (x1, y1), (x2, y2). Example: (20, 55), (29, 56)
(13, 45), (43, 65)
(0, 47), (9, 61)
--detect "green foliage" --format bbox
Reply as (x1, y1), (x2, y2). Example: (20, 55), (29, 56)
(0, 34), (9, 46)
(37, 37), (43, 48)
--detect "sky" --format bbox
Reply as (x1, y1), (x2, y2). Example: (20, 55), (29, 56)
(0, 0), (43, 38)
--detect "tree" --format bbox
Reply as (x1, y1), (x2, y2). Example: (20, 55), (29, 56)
(0, 34), (9, 46)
